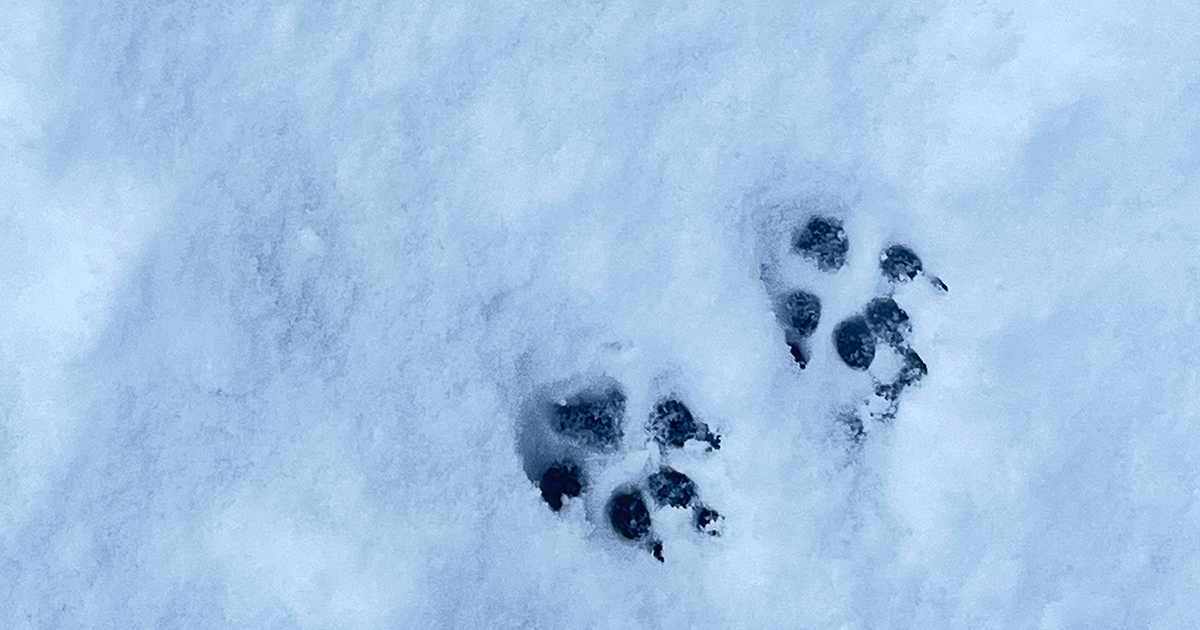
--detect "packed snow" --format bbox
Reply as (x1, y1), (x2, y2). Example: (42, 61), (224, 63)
(2, 0), (1199, 628)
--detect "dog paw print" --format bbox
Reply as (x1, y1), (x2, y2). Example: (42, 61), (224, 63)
(520, 384), (723, 562)
(773, 214), (947, 429)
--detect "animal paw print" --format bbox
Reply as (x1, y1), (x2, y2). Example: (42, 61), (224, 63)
(521, 382), (723, 562)
(773, 213), (947, 428)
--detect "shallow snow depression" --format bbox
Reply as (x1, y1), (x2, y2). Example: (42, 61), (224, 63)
(2, 0), (1200, 628)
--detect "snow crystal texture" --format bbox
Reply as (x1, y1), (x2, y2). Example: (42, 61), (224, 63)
(2, 0), (1199, 628)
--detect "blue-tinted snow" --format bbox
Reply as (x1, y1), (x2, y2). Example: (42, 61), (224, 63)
(2, 0), (1199, 628)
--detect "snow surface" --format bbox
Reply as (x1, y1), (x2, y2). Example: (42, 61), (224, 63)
(2, 0), (1200, 628)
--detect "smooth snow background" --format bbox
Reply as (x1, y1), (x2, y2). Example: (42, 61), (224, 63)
(2, 0), (1199, 628)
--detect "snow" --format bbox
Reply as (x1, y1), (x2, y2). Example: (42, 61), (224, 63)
(2, 0), (1199, 628)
